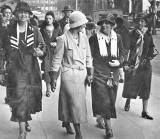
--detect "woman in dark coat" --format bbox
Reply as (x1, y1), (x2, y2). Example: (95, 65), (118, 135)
(89, 15), (125, 138)
(122, 14), (155, 120)
(40, 11), (62, 97)
(1, 2), (45, 139)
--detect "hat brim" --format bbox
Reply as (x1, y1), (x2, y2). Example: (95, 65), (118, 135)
(14, 9), (32, 15)
(70, 19), (88, 29)
(62, 9), (73, 12)
(97, 19), (115, 26)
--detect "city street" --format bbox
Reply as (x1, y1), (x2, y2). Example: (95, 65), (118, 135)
(0, 35), (160, 139)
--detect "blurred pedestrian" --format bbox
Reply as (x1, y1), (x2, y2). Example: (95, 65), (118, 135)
(0, 2), (46, 139)
(0, 4), (13, 28)
(115, 16), (130, 83)
(89, 14), (125, 138)
(50, 11), (93, 139)
(59, 5), (73, 33)
(40, 11), (62, 97)
(0, 5), (13, 102)
(122, 13), (155, 120)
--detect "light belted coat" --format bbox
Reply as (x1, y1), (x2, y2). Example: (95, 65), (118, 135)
(51, 30), (92, 123)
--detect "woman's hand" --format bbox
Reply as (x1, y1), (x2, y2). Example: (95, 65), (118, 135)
(50, 42), (57, 48)
(33, 48), (44, 57)
(109, 60), (120, 67)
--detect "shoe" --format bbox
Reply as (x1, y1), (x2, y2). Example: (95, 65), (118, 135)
(75, 134), (83, 139)
(62, 122), (74, 134)
(96, 118), (105, 129)
(46, 91), (51, 97)
(105, 129), (113, 138)
(18, 132), (27, 139)
(124, 99), (130, 111)
(119, 79), (124, 83)
(142, 112), (153, 120)
(25, 122), (31, 132)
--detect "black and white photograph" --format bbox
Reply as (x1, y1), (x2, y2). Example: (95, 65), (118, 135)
(0, 0), (159, 139)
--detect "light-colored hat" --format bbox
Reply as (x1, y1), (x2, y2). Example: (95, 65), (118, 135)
(69, 11), (88, 28)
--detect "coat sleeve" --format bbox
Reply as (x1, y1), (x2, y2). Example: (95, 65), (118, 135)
(85, 35), (93, 68)
(34, 27), (46, 57)
(50, 36), (65, 72)
(117, 34), (126, 66)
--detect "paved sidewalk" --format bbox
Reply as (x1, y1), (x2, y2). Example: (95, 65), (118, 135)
(0, 72), (160, 139)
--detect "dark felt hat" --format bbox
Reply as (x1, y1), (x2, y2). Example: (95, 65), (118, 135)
(134, 13), (147, 22)
(97, 14), (115, 26)
(62, 5), (73, 12)
(14, 2), (32, 14)
(86, 22), (97, 30)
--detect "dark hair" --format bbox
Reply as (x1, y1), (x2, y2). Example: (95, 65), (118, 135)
(40, 11), (59, 29)
(1, 5), (12, 13)
(45, 11), (55, 19)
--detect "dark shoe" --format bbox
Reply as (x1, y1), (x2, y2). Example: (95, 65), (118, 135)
(105, 129), (113, 138)
(119, 79), (124, 83)
(75, 134), (83, 139)
(96, 117), (105, 129)
(62, 122), (74, 134)
(124, 99), (130, 111)
(25, 122), (31, 132)
(142, 112), (153, 120)
(46, 91), (51, 97)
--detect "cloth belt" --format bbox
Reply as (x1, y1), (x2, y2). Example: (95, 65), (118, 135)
(62, 63), (85, 70)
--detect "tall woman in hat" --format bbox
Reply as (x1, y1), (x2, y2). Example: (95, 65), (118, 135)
(122, 13), (155, 120)
(89, 15), (125, 138)
(50, 11), (93, 139)
(0, 2), (45, 139)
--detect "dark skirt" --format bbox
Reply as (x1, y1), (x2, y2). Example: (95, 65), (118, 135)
(7, 54), (42, 122)
(91, 77), (117, 119)
(122, 62), (152, 100)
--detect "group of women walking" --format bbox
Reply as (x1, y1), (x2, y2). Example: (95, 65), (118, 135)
(0, 1), (157, 139)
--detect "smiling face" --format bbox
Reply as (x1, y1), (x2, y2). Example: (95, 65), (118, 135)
(45, 15), (54, 25)
(16, 10), (30, 23)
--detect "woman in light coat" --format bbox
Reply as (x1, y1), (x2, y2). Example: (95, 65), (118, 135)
(49, 11), (93, 139)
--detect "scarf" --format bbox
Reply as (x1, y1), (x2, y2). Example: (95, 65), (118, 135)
(134, 28), (147, 69)
(97, 30), (118, 57)
(10, 22), (35, 50)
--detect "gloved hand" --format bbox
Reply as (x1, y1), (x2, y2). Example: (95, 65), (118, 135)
(86, 75), (93, 86)
(49, 71), (59, 92)
(109, 60), (120, 67)
(86, 67), (94, 86)
(50, 79), (57, 92)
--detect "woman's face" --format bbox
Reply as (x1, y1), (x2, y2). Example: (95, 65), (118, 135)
(17, 11), (30, 23)
(45, 15), (54, 25)
(100, 22), (112, 35)
(135, 19), (146, 30)
(3, 8), (12, 20)
(78, 24), (86, 33)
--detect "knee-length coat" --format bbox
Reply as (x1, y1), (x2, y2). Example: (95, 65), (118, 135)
(122, 29), (155, 99)
(51, 31), (92, 123)
(1, 22), (45, 122)
(89, 32), (125, 119)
